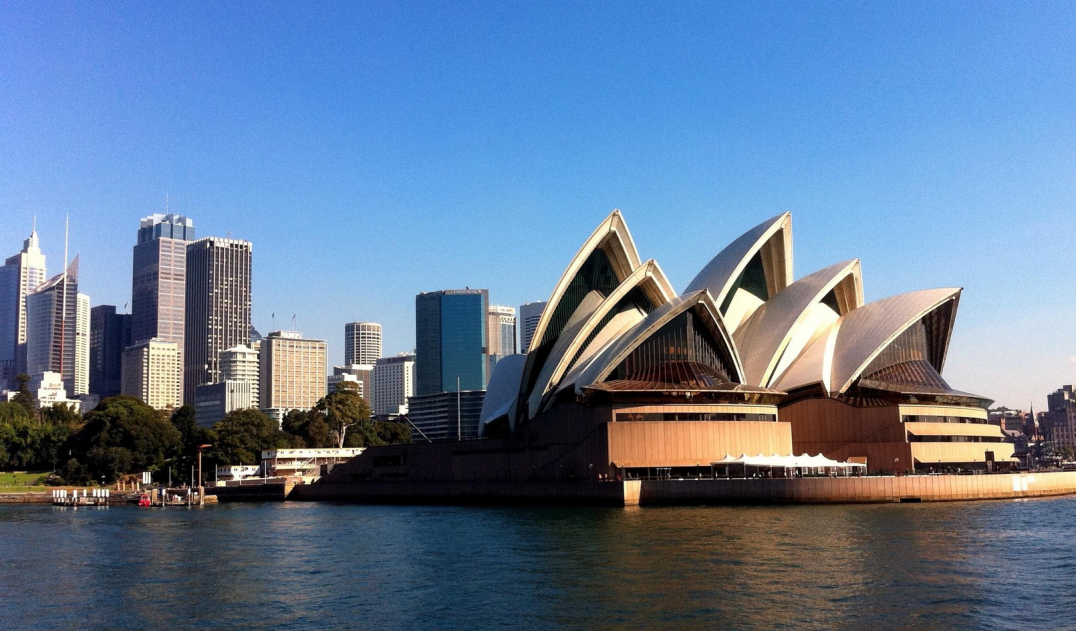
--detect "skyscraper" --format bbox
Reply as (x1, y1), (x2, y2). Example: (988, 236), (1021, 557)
(0, 227), (47, 389)
(372, 353), (414, 417)
(183, 237), (252, 403)
(415, 289), (488, 396)
(121, 338), (181, 410)
(518, 301), (545, 354)
(487, 305), (517, 376)
(344, 321), (382, 366)
(259, 330), (326, 412)
(89, 305), (131, 399)
(131, 214), (193, 398)
(25, 258), (89, 396)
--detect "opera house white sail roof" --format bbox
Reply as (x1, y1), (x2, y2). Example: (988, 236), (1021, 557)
(480, 209), (983, 434)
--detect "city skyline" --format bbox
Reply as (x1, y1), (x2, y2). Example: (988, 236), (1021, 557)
(2, 4), (1074, 411)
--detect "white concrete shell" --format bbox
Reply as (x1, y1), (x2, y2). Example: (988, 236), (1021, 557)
(478, 354), (527, 433)
(516, 210), (643, 422)
(734, 259), (864, 388)
(526, 259), (676, 417)
(527, 209), (641, 356)
(773, 288), (961, 395)
(559, 290), (745, 397)
(683, 212), (793, 334)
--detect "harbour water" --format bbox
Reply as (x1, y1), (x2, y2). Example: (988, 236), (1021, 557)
(1, 498), (1074, 630)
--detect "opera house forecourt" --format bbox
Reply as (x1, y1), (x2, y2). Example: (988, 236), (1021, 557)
(296, 212), (1076, 505)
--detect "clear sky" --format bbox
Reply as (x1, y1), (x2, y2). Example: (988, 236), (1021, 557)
(1, 2), (1073, 411)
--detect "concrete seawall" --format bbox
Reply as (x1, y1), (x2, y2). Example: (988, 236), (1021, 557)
(293, 471), (1076, 506)
(291, 480), (630, 506)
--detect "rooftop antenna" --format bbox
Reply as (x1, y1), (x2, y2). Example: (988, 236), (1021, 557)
(32, 215), (37, 234)
(165, 194), (169, 214)
(291, 314), (297, 331)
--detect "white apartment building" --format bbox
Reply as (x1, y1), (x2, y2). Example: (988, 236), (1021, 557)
(221, 344), (259, 408)
(121, 338), (181, 410)
(372, 353), (414, 417)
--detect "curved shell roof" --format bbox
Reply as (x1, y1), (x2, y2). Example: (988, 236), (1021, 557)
(526, 210), (641, 357)
(482, 208), (977, 436)
(526, 259), (676, 417)
(773, 287), (961, 394)
(683, 212), (793, 332)
(478, 354), (527, 430)
(559, 290), (745, 397)
(734, 259), (863, 388)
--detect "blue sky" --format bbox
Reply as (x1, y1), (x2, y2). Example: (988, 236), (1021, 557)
(1, 2), (1073, 410)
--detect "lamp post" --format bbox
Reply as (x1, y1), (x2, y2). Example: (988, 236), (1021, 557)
(197, 444), (212, 506)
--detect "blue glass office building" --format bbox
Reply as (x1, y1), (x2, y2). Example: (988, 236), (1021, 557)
(415, 289), (488, 396)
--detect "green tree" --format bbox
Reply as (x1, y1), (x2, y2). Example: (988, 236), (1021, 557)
(281, 409), (308, 435)
(208, 408), (290, 466)
(169, 405), (212, 484)
(310, 381), (371, 448)
(0, 402), (71, 470)
(41, 403), (81, 433)
(12, 373), (36, 418)
(374, 420), (412, 446)
(67, 396), (182, 483)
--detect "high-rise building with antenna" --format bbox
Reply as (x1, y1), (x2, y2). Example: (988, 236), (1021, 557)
(0, 224), (47, 389)
(25, 257), (90, 396)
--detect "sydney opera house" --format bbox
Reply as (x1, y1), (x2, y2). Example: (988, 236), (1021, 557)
(313, 209), (1017, 502)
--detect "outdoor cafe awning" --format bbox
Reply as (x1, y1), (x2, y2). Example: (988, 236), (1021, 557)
(711, 454), (867, 469)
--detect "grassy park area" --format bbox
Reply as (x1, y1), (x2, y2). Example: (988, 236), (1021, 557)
(0, 471), (51, 492)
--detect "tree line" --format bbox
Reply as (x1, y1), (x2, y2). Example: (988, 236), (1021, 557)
(0, 377), (409, 485)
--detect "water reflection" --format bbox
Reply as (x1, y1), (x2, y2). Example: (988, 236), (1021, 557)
(1, 499), (1074, 630)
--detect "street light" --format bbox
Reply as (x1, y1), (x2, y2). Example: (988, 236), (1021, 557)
(196, 444), (212, 506)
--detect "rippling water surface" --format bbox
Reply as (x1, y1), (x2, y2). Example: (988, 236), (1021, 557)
(1, 498), (1073, 630)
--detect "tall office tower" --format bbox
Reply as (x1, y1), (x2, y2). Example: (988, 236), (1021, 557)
(25, 258), (90, 396)
(415, 289), (488, 396)
(518, 301), (546, 354)
(372, 353), (415, 417)
(0, 227), (47, 389)
(183, 237), (252, 404)
(131, 214), (194, 397)
(259, 331), (326, 412)
(486, 305), (517, 377)
(121, 338), (180, 410)
(220, 344), (260, 408)
(344, 321), (382, 366)
(89, 305), (131, 399)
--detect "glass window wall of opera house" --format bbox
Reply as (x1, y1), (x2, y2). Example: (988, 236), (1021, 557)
(340, 210), (1014, 482)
